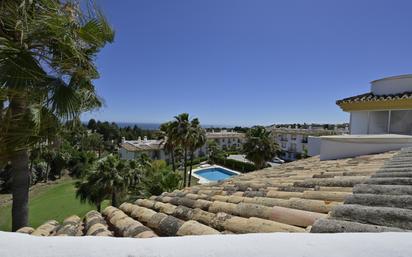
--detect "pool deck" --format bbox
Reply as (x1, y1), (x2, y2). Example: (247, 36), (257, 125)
(192, 165), (240, 184)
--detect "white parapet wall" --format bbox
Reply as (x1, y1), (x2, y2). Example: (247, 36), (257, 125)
(319, 134), (412, 160)
(307, 136), (321, 156)
(1, 231), (411, 257)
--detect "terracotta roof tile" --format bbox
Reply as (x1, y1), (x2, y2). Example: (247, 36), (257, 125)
(336, 91), (412, 105)
(20, 148), (412, 237)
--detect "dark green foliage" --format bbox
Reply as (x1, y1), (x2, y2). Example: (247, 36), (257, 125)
(0, 164), (12, 193)
(133, 160), (181, 198)
(87, 119), (97, 132)
(49, 153), (66, 179)
(76, 156), (132, 208)
(211, 156), (256, 173)
(190, 156), (208, 166)
(243, 126), (279, 169)
(0, 0), (114, 230)
(68, 150), (97, 178)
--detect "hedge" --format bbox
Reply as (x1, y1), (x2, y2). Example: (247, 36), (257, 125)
(211, 156), (256, 173)
(190, 156), (208, 166)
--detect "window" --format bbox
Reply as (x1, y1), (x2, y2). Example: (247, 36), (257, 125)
(389, 110), (412, 135)
(281, 142), (287, 148)
(368, 111), (389, 134)
(291, 134), (297, 140)
(302, 136), (308, 143)
(290, 143), (297, 152)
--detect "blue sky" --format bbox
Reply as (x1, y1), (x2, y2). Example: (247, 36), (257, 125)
(82, 0), (412, 126)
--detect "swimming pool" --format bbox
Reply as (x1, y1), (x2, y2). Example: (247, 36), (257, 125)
(193, 166), (238, 182)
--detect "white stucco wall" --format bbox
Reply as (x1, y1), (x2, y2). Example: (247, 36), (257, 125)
(1, 231), (411, 257)
(119, 148), (135, 160)
(307, 136), (321, 156)
(371, 74), (412, 95)
(319, 135), (412, 160)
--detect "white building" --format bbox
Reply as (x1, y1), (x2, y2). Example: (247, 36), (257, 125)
(119, 131), (246, 162)
(338, 74), (412, 135)
(271, 127), (342, 161)
(205, 130), (245, 151)
(119, 137), (169, 161)
(310, 74), (412, 160)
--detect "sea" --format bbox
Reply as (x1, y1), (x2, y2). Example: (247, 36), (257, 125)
(116, 122), (236, 130)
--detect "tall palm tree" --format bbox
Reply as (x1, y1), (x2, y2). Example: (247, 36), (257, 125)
(243, 126), (279, 169)
(187, 118), (206, 187)
(171, 113), (190, 186)
(159, 122), (177, 171)
(0, 0), (114, 231)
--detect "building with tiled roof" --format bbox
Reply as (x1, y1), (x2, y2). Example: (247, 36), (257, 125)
(309, 75), (412, 160)
(336, 74), (412, 135)
(119, 137), (169, 161)
(14, 147), (412, 237)
(119, 131), (245, 161)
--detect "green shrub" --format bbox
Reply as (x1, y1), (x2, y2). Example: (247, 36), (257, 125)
(211, 156), (256, 173)
(190, 156), (208, 166)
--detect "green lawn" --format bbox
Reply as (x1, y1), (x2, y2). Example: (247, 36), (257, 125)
(0, 179), (108, 231)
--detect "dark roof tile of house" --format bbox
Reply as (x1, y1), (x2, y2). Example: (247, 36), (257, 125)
(336, 92), (412, 105)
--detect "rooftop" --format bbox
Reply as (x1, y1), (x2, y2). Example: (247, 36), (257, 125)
(336, 91), (412, 105)
(15, 148), (412, 237)
(270, 127), (342, 136)
(336, 74), (412, 111)
(121, 137), (164, 152)
(206, 131), (245, 139)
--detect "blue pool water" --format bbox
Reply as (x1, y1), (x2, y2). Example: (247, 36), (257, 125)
(195, 167), (237, 181)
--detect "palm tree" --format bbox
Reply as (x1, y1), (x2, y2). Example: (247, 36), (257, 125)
(0, 0), (114, 231)
(187, 118), (206, 187)
(135, 160), (181, 197)
(82, 133), (104, 158)
(171, 113), (191, 187)
(159, 122), (177, 171)
(97, 156), (130, 207)
(243, 126), (279, 169)
(76, 175), (107, 212)
(76, 156), (130, 208)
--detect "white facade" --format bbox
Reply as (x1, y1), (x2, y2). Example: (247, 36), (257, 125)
(271, 127), (344, 160)
(119, 137), (169, 162)
(206, 131), (245, 151)
(119, 131), (245, 162)
(274, 132), (308, 160)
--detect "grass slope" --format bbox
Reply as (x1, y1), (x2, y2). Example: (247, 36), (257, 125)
(0, 179), (108, 231)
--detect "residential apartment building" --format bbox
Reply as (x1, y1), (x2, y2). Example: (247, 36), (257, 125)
(205, 130), (245, 151)
(119, 137), (169, 161)
(271, 126), (346, 161)
(119, 130), (246, 161)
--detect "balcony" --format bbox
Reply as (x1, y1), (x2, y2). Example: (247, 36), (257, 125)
(288, 147), (297, 153)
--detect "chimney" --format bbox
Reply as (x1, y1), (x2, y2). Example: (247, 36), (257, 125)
(144, 136), (148, 142)
(138, 136), (142, 142)
(121, 137), (125, 143)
